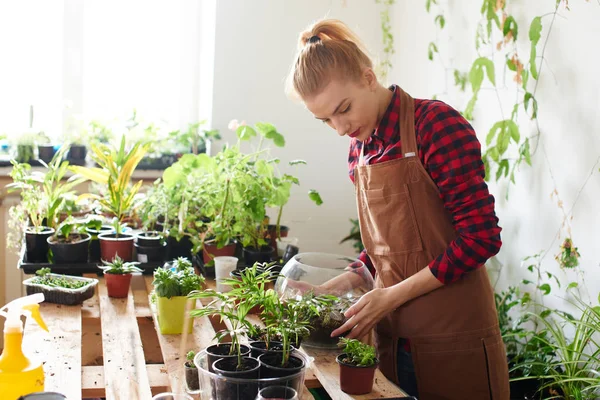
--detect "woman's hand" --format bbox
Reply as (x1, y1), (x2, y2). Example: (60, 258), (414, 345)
(330, 287), (399, 340)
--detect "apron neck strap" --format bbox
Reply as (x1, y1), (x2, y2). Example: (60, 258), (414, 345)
(398, 87), (417, 157)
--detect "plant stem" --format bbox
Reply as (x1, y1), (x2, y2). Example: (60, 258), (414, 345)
(276, 205), (283, 240)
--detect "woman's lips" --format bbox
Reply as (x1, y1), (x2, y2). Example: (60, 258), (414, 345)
(348, 128), (361, 138)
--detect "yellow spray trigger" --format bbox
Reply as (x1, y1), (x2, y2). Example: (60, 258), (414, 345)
(22, 304), (48, 332)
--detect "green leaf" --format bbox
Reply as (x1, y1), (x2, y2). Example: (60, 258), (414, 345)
(308, 189), (323, 205)
(486, 121), (503, 146)
(503, 16), (518, 41)
(529, 43), (539, 80)
(427, 42), (438, 61)
(434, 14), (445, 29)
(522, 279), (532, 285)
(567, 282), (578, 290)
(289, 159), (307, 166)
(524, 139), (531, 166)
(506, 57), (516, 71)
(529, 16), (542, 46)
(488, 146), (500, 162)
(469, 60), (484, 93)
(255, 122), (277, 138)
(521, 70), (529, 90)
(540, 309), (552, 319)
(507, 120), (520, 143)
(539, 283), (551, 295)
(524, 92), (538, 119)
(495, 159), (509, 181)
(236, 125), (257, 141)
(463, 93), (478, 121)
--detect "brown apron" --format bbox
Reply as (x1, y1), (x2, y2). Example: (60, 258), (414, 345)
(354, 88), (510, 400)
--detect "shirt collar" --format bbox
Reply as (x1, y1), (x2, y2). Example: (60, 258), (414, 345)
(372, 84), (400, 142)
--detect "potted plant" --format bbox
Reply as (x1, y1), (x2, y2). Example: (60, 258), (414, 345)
(184, 350), (200, 392)
(6, 163), (53, 262)
(98, 254), (143, 298)
(336, 337), (379, 395)
(85, 216), (112, 263)
(169, 120), (221, 155)
(189, 290), (258, 400)
(63, 115), (89, 165)
(23, 267), (98, 305)
(152, 257), (204, 334)
(46, 218), (91, 264)
(37, 132), (56, 164)
(71, 136), (149, 261)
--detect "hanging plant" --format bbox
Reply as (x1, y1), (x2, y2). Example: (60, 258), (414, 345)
(555, 238), (580, 269)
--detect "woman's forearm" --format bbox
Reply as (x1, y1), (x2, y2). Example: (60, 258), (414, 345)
(387, 266), (444, 310)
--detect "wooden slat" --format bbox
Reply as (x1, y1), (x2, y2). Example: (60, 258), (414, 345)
(23, 302), (82, 400)
(82, 273), (100, 319)
(82, 364), (170, 397)
(144, 276), (217, 394)
(302, 346), (408, 399)
(98, 277), (152, 399)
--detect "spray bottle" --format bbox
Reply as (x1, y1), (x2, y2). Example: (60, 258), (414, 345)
(0, 293), (48, 399)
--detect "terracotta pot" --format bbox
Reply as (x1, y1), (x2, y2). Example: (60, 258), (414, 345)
(98, 232), (135, 262)
(336, 353), (379, 395)
(202, 241), (237, 264)
(104, 272), (132, 298)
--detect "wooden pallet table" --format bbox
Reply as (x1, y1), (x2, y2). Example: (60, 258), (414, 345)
(21, 273), (407, 399)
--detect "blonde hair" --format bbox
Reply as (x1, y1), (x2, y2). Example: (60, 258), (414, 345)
(286, 19), (374, 99)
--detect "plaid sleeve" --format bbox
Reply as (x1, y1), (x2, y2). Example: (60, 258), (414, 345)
(418, 101), (502, 284)
(358, 249), (376, 277)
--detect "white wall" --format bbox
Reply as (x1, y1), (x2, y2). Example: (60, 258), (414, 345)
(388, 1), (600, 306)
(211, 0), (385, 258)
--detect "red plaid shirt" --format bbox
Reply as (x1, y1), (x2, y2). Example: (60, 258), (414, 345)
(350, 85), (502, 284)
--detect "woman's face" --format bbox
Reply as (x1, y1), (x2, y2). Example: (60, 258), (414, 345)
(303, 71), (380, 142)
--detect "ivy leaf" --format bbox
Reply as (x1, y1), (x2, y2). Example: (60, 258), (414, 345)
(522, 70), (529, 90)
(488, 146), (500, 162)
(529, 16), (542, 46)
(308, 189), (323, 205)
(538, 283), (551, 295)
(483, 156), (490, 180)
(506, 57), (516, 71)
(289, 159), (307, 166)
(507, 120), (520, 143)
(523, 139), (532, 166)
(503, 16), (518, 41)
(435, 15), (445, 29)
(530, 43), (538, 80)
(469, 60), (484, 93)
(236, 125), (257, 141)
(486, 121), (503, 146)
(495, 159), (510, 181)
(427, 42), (438, 61)
(463, 93), (478, 121)
(524, 92), (538, 119)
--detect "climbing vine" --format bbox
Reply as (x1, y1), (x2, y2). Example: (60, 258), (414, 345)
(375, 0), (396, 83)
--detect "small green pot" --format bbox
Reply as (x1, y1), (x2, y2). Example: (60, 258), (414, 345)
(156, 296), (194, 334)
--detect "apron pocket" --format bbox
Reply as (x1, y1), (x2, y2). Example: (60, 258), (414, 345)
(412, 338), (493, 400)
(361, 185), (423, 256)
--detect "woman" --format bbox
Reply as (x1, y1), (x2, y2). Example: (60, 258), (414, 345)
(286, 19), (510, 399)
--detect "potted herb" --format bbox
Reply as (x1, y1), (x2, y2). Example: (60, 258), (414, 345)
(71, 136), (149, 261)
(6, 162), (53, 262)
(23, 267), (98, 305)
(98, 254), (143, 298)
(336, 338), (379, 395)
(184, 350), (200, 391)
(152, 257), (204, 334)
(189, 291), (257, 400)
(46, 218), (91, 264)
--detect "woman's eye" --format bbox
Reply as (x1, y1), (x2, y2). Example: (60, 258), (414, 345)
(341, 105), (351, 114)
(321, 119), (330, 124)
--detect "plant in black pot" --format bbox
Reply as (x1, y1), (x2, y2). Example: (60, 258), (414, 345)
(37, 132), (56, 164)
(136, 231), (166, 263)
(189, 291), (257, 400)
(71, 136), (149, 262)
(6, 162), (53, 263)
(184, 350), (200, 392)
(336, 337), (379, 395)
(46, 218), (91, 264)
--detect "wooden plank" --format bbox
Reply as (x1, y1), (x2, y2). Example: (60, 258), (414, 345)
(22, 302), (82, 400)
(98, 276), (152, 399)
(302, 346), (408, 399)
(147, 296), (217, 392)
(82, 364), (169, 397)
(81, 317), (103, 366)
(82, 273), (100, 319)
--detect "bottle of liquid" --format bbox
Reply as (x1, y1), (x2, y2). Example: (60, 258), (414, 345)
(0, 293), (48, 400)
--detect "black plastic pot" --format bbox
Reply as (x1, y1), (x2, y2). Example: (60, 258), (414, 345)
(67, 144), (87, 160)
(168, 236), (193, 261)
(47, 233), (91, 264)
(257, 352), (305, 391)
(137, 231), (164, 247)
(38, 145), (56, 163)
(206, 343), (251, 373)
(135, 242), (167, 263)
(25, 227), (55, 263)
(86, 225), (113, 262)
(248, 341), (288, 359)
(184, 363), (199, 391)
(242, 246), (274, 269)
(212, 356), (260, 400)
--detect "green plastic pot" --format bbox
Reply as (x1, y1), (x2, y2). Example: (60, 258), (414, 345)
(156, 296), (194, 334)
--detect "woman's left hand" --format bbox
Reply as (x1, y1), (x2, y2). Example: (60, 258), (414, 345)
(330, 287), (400, 340)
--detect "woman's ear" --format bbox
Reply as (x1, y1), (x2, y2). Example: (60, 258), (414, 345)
(362, 68), (378, 91)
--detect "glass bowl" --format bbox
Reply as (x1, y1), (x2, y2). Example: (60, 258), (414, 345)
(274, 252), (374, 349)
